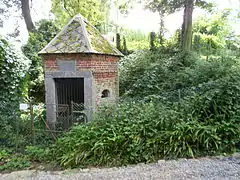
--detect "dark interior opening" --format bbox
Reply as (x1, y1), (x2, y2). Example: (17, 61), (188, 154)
(101, 89), (110, 98)
(54, 78), (85, 130)
(55, 78), (84, 105)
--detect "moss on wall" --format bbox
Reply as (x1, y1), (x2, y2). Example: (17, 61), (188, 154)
(86, 23), (116, 54)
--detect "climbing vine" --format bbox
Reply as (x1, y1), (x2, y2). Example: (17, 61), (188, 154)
(0, 38), (28, 145)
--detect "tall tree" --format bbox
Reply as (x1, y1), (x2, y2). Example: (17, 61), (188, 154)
(145, 0), (213, 51)
(20, 0), (34, 32)
(182, 0), (194, 51)
(1, 0), (35, 32)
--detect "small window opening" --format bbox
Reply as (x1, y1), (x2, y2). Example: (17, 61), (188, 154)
(101, 89), (110, 98)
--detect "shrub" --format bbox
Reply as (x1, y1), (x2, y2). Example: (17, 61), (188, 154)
(25, 145), (52, 162)
(19, 105), (54, 146)
(0, 156), (31, 171)
(161, 119), (240, 158)
(120, 49), (238, 100)
(0, 149), (9, 162)
(0, 149), (31, 172)
(54, 97), (240, 168)
(120, 49), (200, 97)
(55, 102), (174, 167)
(0, 38), (28, 148)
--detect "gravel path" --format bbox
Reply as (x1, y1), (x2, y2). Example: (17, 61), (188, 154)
(1, 155), (240, 180)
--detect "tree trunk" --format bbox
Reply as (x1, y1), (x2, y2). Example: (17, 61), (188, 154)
(159, 11), (165, 46)
(181, 0), (194, 51)
(116, 33), (121, 52)
(20, 0), (35, 32)
(150, 32), (156, 50)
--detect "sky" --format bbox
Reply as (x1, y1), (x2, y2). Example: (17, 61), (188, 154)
(0, 0), (239, 46)
(116, 0), (240, 34)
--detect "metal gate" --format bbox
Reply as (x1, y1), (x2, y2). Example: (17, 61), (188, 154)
(55, 78), (86, 130)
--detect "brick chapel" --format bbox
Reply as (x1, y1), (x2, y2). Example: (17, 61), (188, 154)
(39, 14), (123, 129)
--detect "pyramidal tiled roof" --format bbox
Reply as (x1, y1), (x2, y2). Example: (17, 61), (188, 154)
(39, 14), (123, 56)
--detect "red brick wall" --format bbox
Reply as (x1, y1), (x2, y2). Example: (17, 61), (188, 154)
(42, 53), (118, 72)
(41, 53), (120, 106)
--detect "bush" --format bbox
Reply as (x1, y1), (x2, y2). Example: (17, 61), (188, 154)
(161, 119), (240, 158)
(55, 102), (171, 167)
(25, 145), (52, 162)
(0, 38), (28, 148)
(19, 105), (54, 146)
(120, 49), (238, 100)
(54, 98), (240, 168)
(0, 149), (31, 172)
(0, 156), (31, 171)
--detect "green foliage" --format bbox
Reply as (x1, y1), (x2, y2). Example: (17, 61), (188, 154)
(0, 156), (30, 171)
(54, 99), (239, 168)
(119, 50), (151, 95)
(54, 47), (240, 168)
(0, 105), (55, 171)
(0, 149), (31, 171)
(1, 102), (53, 150)
(145, 0), (214, 50)
(119, 49), (189, 95)
(227, 35), (240, 58)
(122, 36), (128, 55)
(145, 0), (214, 15)
(2, 3), (239, 170)
(54, 102), (172, 167)
(51, 0), (108, 28)
(161, 118), (239, 158)
(25, 146), (52, 162)
(121, 29), (149, 51)
(120, 48), (240, 99)
(19, 105), (54, 146)
(0, 38), (28, 147)
(0, 149), (9, 161)
(145, 0), (169, 14)
(22, 20), (59, 102)
(192, 10), (233, 55)
(149, 32), (156, 50)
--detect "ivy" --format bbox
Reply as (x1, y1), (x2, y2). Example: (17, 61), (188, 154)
(0, 38), (28, 146)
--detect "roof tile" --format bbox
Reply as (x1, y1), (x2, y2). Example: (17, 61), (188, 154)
(39, 14), (123, 56)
